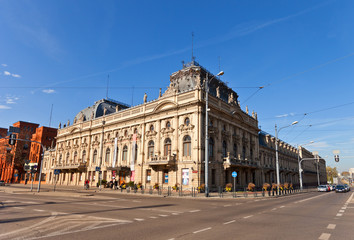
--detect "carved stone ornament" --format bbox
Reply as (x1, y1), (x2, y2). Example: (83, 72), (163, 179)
(216, 86), (220, 98)
(161, 127), (175, 136)
(178, 123), (195, 133)
(145, 130), (157, 138)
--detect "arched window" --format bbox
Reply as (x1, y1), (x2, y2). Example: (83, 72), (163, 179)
(185, 118), (190, 126)
(123, 145), (128, 161)
(73, 151), (77, 162)
(93, 150), (97, 164)
(183, 135), (191, 157)
(58, 154), (62, 164)
(66, 153), (70, 163)
(134, 144), (138, 161)
(209, 138), (214, 157)
(105, 148), (110, 163)
(134, 128), (138, 134)
(222, 141), (227, 158)
(124, 130), (128, 137)
(148, 140), (154, 157)
(209, 120), (213, 127)
(233, 144), (237, 158)
(166, 121), (171, 128)
(150, 125), (154, 131)
(164, 138), (171, 156)
(82, 150), (86, 163)
(242, 146), (246, 160)
(107, 133), (110, 140)
(250, 148), (253, 160)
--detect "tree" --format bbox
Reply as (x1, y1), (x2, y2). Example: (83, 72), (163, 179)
(326, 166), (338, 184)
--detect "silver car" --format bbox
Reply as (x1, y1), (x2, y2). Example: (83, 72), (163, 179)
(317, 185), (329, 192)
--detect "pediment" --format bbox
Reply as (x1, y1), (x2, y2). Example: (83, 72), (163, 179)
(152, 101), (177, 113)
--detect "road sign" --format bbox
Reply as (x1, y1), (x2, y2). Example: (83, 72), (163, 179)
(54, 169), (61, 175)
(232, 171), (237, 178)
(95, 167), (101, 172)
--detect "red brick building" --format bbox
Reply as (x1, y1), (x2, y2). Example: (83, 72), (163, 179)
(29, 126), (57, 181)
(0, 121), (57, 183)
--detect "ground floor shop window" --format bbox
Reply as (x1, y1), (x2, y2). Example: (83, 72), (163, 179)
(163, 170), (168, 184)
(146, 170), (151, 183)
(182, 168), (189, 185)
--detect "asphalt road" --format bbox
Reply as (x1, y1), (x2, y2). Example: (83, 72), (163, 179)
(0, 188), (353, 240)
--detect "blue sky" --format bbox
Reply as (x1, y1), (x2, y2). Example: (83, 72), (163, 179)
(0, 0), (353, 173)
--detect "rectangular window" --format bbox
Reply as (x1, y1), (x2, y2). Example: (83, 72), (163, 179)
(163, 170), (168, 184)
(146, 169), (151, 183)
(182, 168), (189, 185)
(212, 169), (216, 185)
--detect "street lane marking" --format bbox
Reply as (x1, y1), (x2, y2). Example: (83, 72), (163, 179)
(271, 208), (277, 211)
(346, 192), (354, 204)
(341, 207), (346, 209)
(336, 213), (342, 217)
(280, 206), (285, 208)
(159, 214), (168, 217)
(134, 218), (144, 221)
(189, 210), (200, 213)
(150, 216), (157, 219)
(223, 220), (235, 225)
(327, 224), (336, 230)
(319, 233), (331, 240)
(339, 210), (344, 213)
(172, 212), (180, 215)
(244, 215), (253, 219)
(34, 209), (45, 212)
(224, 204), (232, 207)
(193, 227), (211, 234)
(295, 194), (327, 204)
(13, 207), (24, 209)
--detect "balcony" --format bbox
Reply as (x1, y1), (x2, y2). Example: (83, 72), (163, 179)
(149, 155), (176, 166)
(223, 156), (259, 169)
(55, 162), (87, 170)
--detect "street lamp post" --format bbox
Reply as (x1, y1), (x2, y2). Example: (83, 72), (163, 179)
(297, 141), (314, 191)
(205, 70), (224, 197)
(275, 121), (298, 196)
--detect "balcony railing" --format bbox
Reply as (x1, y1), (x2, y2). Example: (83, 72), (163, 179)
(149, 155), (176, 166)
(223, 156), (259, 168)
(55, 162), (87, 170)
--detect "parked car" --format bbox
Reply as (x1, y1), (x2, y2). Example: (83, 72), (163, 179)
(318, 185), (329, 192)
(0, 180), (5, 186)
(344, 184), (351, 192)
(336, 185), (347, 193)
(330, 185), (337, 191)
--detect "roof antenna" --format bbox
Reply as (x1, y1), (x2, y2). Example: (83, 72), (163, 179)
(191, 32), (195, 63)
(106, 74), (109, 99)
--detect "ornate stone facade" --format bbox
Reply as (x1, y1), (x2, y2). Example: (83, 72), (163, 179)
(43, 62), (326, 189)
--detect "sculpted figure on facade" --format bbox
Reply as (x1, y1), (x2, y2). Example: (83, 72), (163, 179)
(159, 88), (162, 98)
(116, 105), (119, 112)
(67, 119), (70, 126)
(103, 107), (107, 116)
(246, 106), (249, 114)
(228, 92), (234, 104)
(58, 122), (61, 129)
(144, 93), (147, 103)
(216, 86), (220, 98)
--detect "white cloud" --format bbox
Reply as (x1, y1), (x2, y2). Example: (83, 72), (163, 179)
(0, 105), (11, 109)
(4, 71), (11, 75)
(1, 64), (7, 67)
(6, 96), (19, 104)
(42, 89), (55, 94)
(11, 74), (21, 78)
(276, 113), (295, 118)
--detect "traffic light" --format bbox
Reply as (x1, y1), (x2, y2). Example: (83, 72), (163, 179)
(8, 134), (16, 145)
(335, 155), (339, 162)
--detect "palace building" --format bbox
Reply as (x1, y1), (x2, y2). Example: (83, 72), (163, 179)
(42, 61), (326, 189)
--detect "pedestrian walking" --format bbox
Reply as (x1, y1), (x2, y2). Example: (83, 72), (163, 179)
(114, 179), (118, 190)
(84, 179), (89, 190)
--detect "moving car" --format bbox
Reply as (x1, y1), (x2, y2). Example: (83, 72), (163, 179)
(0, 180), (5, 186)
(336, 185), (347, 193)
(318, 185), (329, 192)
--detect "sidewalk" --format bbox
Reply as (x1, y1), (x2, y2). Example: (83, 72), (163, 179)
(0, 183), (308, 199)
